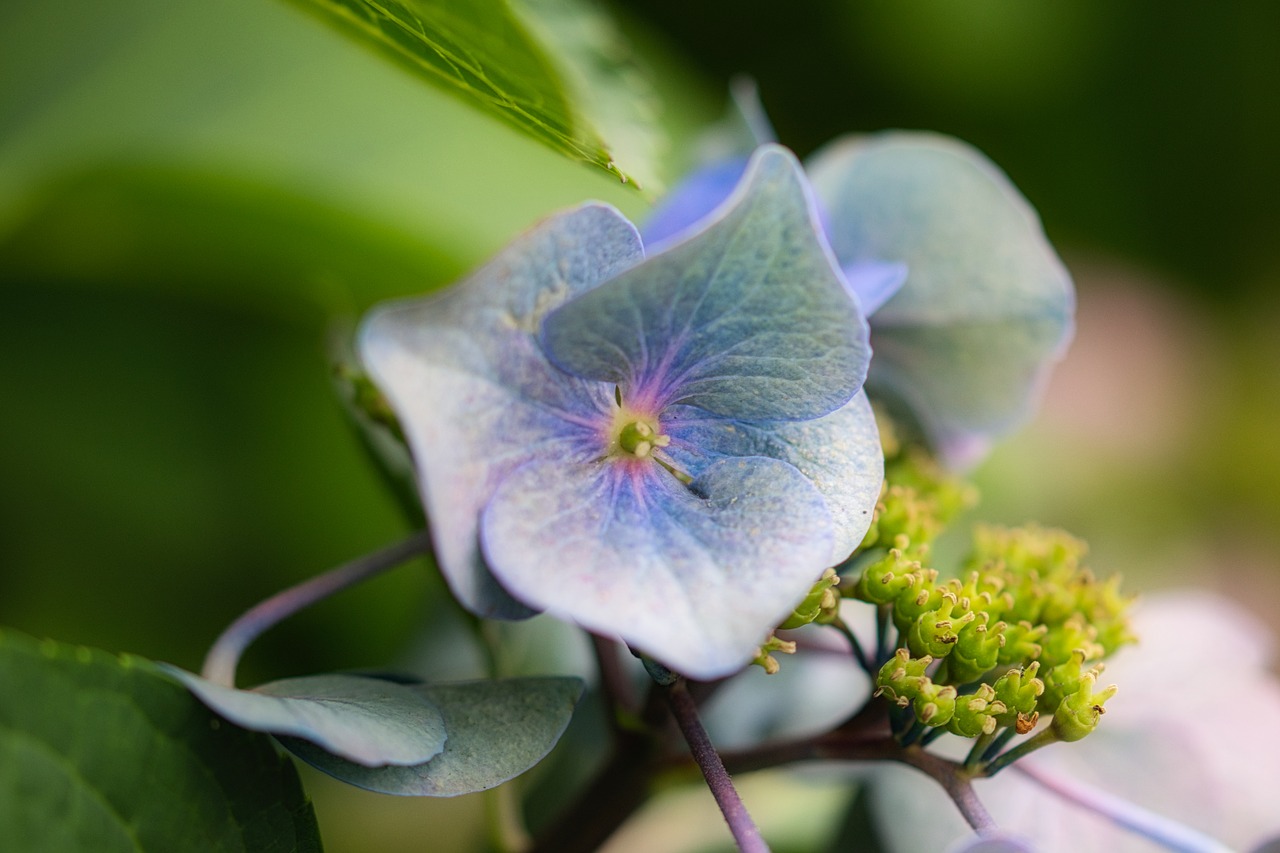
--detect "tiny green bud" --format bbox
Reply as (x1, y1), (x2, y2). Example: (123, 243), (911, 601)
(943, 612), (1007, 684)
(1041, 650), (1097, 714)
(1050, 669), (1117, 742)
(751, 633), (798, 675)
(997, 620), (1046, 666)
(992, 662), (1046, 730)
(1039, 614), (1104, 669)
(906, 592), (976, 659)
(892, 569), (943, 633)
(876, 648), (931, 706)
(948, 683), (1007, 737)
(780, 568), (841, 629)
(852, 549), (918, 605)
(914, 681), (958, 727)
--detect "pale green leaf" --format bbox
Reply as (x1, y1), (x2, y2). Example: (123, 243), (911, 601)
(160, 666), (447, 768)
(280, 677), (582, 796)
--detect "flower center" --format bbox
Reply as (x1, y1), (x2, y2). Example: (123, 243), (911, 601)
(615, 417), (670, 459)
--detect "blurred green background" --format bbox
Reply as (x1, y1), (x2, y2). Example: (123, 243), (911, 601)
(3, 1), (1278, 850)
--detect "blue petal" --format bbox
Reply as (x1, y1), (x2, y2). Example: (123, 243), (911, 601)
(641, 156), (747, 250)
(159, 667), (447, 768)
(807, 133), (1074, 467)
(662, 391), (883, 564)
(843, 260), (908, 316)
(358, 204), (645, 618)
(543, 145), (869, 422)
(640, 80), (777, 250)
(479, 454), (836, 680)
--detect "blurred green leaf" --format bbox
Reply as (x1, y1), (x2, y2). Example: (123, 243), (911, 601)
(0, 0), (647, 310)
(280, 677), (583, 796)
(286, 0), (654, 186)
(0, 629), (322, 852)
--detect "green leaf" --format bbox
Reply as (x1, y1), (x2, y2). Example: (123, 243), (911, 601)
(159, 667), (447, 768)
(280, 677), (583, 796)
(285, 0), (650, 186)
(0, 629), (321, 853)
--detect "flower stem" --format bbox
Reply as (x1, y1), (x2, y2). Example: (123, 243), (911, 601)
(1015, 762), (1235, 853)
(664, 678), (771, 853)
(832, 617), (875, 676)
(979, 728), (1058, 776)
(200, 530), (433, 686)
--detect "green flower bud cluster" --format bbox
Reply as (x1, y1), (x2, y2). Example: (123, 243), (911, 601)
(876, 650), (1017, 738)
(861, 521), (1130, 752)
(965, 525), (1136, 659)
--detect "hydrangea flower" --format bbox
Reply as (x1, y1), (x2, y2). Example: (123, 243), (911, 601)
(646, 90), (1074, 468)
(358, 146), (884, 679)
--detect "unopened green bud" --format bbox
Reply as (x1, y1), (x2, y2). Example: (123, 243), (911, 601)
(949, 571), (1009, 619)
(1040, 614), (1104, 669)
(914, 681), (958, 727)
(906, 592), (975, 659)
(853, 549), (919, 605)
(996, 620), (1046, 666)
(780, 568), (841, 629)
(992, 662), (1045, 731)
(948, 683), (1007, 737)
(864, 484), (936, 555)
(1041, 650), (1096, 713)
(943, 612), (1006, 684)
(1051, 669), (1117, 742)
(751, 634), (798, 675)
(876, 648), (931, 706)
(892, 569), (943, 633)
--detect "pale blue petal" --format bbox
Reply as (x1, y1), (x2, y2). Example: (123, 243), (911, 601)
(642, 79), (777, 250)
(641, 156), (747, 250)
(662, 391), (883, 564)
(358, 204), (644, 618)
(479, 455), (835, 680)
(843, 260), (908, 316)
(160, 667), (447, 768)
(807, 133), (1074, 467)
(543, 145), (868, 422)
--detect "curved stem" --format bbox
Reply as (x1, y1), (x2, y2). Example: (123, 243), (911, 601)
(1015, 763), (1235, 853)
(665, 679), (771, 853)
(832, 618), (875, 677)
(981, 727), (1058, 776)
(724, 729), (996, 834)
(201, 530), (433, 686)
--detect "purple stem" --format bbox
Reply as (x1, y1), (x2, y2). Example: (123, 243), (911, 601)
(664, 679), (771, 853)
(1015, 763), (1234, 853)
(200, 530), (433, 686)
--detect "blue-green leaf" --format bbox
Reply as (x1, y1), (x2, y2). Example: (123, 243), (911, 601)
(160, 666), (447, 768)
(0, 629), (321, 852)
(280, 677), (582, 796)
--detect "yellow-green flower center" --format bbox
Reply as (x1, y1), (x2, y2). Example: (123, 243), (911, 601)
(615, 417), (670, 459)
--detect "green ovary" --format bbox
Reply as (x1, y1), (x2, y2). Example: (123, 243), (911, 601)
(616, 419), (670, 458)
